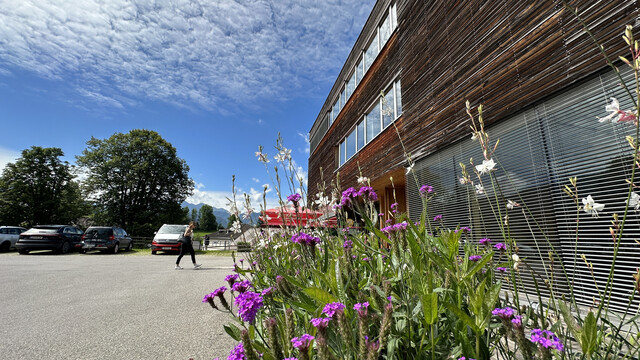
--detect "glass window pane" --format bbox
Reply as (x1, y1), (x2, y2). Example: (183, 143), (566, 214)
(391, 4), (397, 30)
(346, 130), (356, 159)
(346, 71), (356, 100)
(332, 101), (340, 121)
(366, 101), (381, 142)
(380, 14), (391, 46)
(340, 89), (346, 109)
(395, 80), (402, 116)
(364, 34), (378, 72)
(356, 58), (363, 84)
(383, 89), (394, 128)
(357, 121), (365, 150)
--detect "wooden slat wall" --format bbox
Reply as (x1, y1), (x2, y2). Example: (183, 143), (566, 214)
(307, 0), (637, 197)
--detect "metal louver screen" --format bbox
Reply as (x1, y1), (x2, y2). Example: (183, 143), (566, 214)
(408, 67), (640, 312)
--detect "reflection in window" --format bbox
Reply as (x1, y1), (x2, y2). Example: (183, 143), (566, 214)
(395, 81), (402, 116)
(383, 88), (394, 128)
(364, 34), (378, 72)
(346, 72), (356, 99)
(380, 14), (391, 46)
(366, 102), (381, 143)
(346, 130), (356, 160)
(357, 121), (365, 150)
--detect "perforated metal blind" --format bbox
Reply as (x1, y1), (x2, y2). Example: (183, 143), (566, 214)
(408, 68), (640, 312)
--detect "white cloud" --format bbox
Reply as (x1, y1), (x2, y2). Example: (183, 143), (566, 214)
(0, 0), (375, 111)
(186, 189), (233, 210)
(195, 182), (205, 190)
(0, 146), (19, 174)
(298, 131), (310, 154)
(252, 177), (260, 183)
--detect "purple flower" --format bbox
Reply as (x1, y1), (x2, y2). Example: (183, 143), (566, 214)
(419, 184), (434, 195)
(479, 237), (491, 245)
(340, 187), (358, 207)
(512, 315), (522, 327)
(234, 291), (264, 323)
(358, 186), (378, 201)
(291, 334), (314, 349)
(492, 307), (516, 320)
(469, 255), (482, 262)
(433, 214), (443, 221)
(232, 280), (253, 293)
(291, 232), (321, 246)
(455, 226), (471, 233)
(353, 301), (369, 316)
(496, 267), (508, 272)
(458, 357), (476, 360)
(213, 286), (227, 297)
(228, 342), (245, 360)
(287, 193), (302, 204)
(260, 287), (275, 296)
(362, 257), (370, 262)
(310, 317), (331, 329)
(530, 329), (564, 351)
(343, 240), (353, 249)
(322, 302), (346, 317)
(202, 293), (215, 303)
(225, 274), (239, 283)
(494, 243), (506, 251)
(390, 202), (398, 213)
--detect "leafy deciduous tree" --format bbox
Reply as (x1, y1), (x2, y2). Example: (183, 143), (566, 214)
(76, 129), (194, 236)
(198, 204), (218, 231)
(0, 146), (86, 227)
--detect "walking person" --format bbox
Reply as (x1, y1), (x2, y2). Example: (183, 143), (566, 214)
(175, 222), (201, 270)
(204, 234), (210, 251)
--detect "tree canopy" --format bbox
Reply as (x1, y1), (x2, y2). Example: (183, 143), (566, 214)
(198, 204), (218, 231)
(0, 146), (86, 227)
(76, 129), (194, 236)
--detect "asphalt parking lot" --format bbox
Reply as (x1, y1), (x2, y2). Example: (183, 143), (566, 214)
(0, 251), (238, 360)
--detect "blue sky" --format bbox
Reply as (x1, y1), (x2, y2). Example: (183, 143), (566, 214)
(0, 0), (375, 210)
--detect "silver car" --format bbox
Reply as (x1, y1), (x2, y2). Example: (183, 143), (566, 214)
(0, 226), (27, 252)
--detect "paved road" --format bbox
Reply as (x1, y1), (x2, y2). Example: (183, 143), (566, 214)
(0, 252), (238, 360)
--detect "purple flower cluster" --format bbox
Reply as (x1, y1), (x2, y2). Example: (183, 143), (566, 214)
(287, 193), (302, 204)
(496, 267), (508, 272)
(455, 226), (471, 233)
(353, 301), (369, 316)
(340, 187), (358, 207)
(479, 237), (491, 245)
(291, 334), (314, 349)
(433, 214), (443, 221)
(469, 255), (482, 262)
(225, 274), (239, 285)
(227, 342), (245, 360)
(494, 243), (506, 251)
(458, 357), (476, 360)
(390, 202), (398, 213)
(310, 317), (331, 329)
(530, 329), (564, 351)
(419, 184), (434, 196)
(232, 280), (253, 293)
(291, 232), (321, 246)
(381, 221), (408, 234)
(343, 240), (353, 249)
(203, 286), (227, 303)
(491, 307), (516, 320)
(358, 186), (378, 201)
(322, 302), (346, 317)
(260, 287), (275, 296)
(512, 315), (522, 327)
(234, 291), (264, 323)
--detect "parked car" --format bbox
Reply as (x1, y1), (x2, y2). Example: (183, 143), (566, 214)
(80, 226), (133, 254)
(15, 225), (84, 254)
(0, 226), (28, 252)
(151, 224), (188, 254)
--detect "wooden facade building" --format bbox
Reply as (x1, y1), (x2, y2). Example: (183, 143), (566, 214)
(308, 0), (640, 312)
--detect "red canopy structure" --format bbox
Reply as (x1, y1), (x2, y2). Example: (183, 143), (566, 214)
(260, 206), (337, 228)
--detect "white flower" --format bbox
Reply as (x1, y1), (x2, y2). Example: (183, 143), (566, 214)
(357, 176), (370, 185)
(231, 220), (242, 234)
(506, 200), (520, 210)
(475, 184), (485, 194)
(279, 147), (292, 160)
(582, 195), (605, 217)
(597, 98), (637, 124)
(314, 193), (329, 207)
(626, 192), (640, 210)
(406, 162), (414, 175)
(471, 133), (478, 141)
(475, 158), (496, 175)
(255, 151), (269, 163)
(512, 254), (521, 270)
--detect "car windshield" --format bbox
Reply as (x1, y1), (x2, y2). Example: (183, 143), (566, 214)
(157, 225), (187, 234)
(24, 228), (59, 234)
(85, 228), (112, 236)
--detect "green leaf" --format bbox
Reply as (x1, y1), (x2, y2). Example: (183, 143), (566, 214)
(559, 301), (581, 339)
(581, 311), (598, 355)
(444, 302), (479, 333)
(224, 323), (242, 341)
(422, 292), (439, 325)
(303, 287), (338, 306)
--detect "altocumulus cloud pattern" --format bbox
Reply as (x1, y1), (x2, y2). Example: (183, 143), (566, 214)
(0, 0), (373, 110)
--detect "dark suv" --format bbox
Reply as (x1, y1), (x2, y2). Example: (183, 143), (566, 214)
(16, 225), (84, 254)
(80, 226), (133, 254)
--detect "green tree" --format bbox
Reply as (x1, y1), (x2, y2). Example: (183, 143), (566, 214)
(76, 129), (194, 236)
(199, 204), (218, 231)
(0, 146), (87, 227)
(227, 213), (238, 229)
(191, 208), (198, 225)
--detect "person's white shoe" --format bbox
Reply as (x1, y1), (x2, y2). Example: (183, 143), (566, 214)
(175, 265), (183, 270)
(193, 264), (202, 269)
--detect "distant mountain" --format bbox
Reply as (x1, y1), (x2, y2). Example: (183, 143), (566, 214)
(181, 202), (261, 228)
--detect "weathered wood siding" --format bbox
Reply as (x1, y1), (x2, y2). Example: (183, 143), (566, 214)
(308, 0), (637, 196)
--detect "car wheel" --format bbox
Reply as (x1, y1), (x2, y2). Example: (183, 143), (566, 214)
(151, 250), (157, 255)
(0, 241), (10, 252)
(18, 249), (29, 255)
(112, 243), (119, 254)
(126, 241), (133, 252)
(60, 241), (70, 254)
